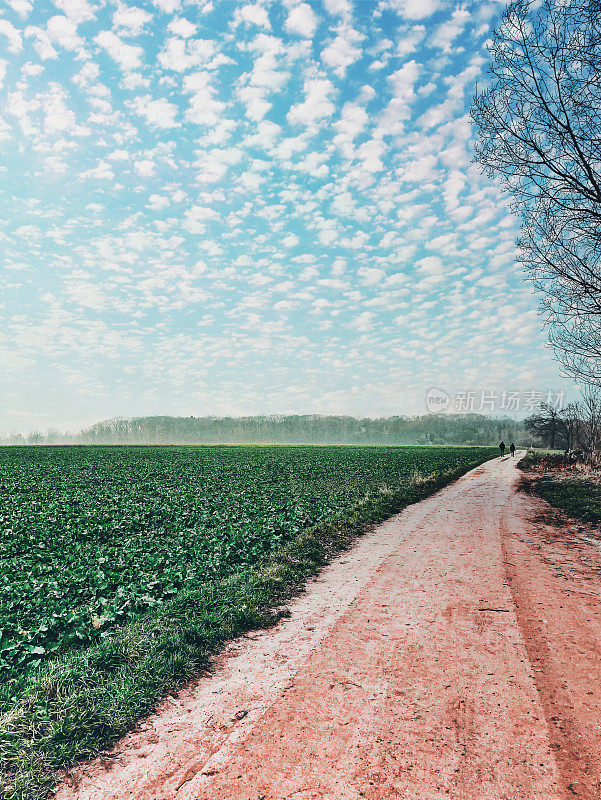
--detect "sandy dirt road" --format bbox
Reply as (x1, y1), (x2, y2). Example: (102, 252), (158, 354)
(56, 454), (601, 800)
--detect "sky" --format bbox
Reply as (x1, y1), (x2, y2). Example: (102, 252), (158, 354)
(0, 0), (576, 433)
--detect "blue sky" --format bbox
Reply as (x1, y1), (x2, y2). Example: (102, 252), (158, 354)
(0, 0), (575, 433)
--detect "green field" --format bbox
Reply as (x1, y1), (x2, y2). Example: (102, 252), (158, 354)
(0, 444), (494, 799)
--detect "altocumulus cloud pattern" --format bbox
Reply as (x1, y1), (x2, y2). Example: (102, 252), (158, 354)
(0, 0), (571, 431)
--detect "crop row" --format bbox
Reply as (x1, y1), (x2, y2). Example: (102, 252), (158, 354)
(0, 445), (493, 688)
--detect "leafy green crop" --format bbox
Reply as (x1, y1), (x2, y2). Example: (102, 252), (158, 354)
(0, 445), (492, 687)
(0, 444), (496, 800)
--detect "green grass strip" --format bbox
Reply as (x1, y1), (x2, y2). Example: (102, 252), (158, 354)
(532, 478), (601, 527)
(0, 455), (491, 800)
(519, 450), (601, 527)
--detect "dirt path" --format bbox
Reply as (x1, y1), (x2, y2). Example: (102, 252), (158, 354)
(56, 454), (601, 800)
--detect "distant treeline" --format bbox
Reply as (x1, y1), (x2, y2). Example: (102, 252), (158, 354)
(0, 414), (533, 446)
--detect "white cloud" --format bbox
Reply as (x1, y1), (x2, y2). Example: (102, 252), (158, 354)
(416, 255), (445, 275)
(333, 102), (369, 158)
(384, 0), (445, 19)
(275, 133), (308, 161)
(22, 61), (44, 76)
(397, 25), (426, 57)
(233, 4), (271, 29)
(341, 229), (369, 249)
(389, 59), (420, 102)
(53, 0), (95, 23)
(24, 26), (58, 60)
(95, 30), (144, 70)
(121, 71), (149, 90)
(285, 4), (318, 38)
(7, 0), (33, 18)
(443, 168), (466, 214)
(321, 22), (363, 76)
(152, 0), (181, 12)
(357, 267), (385, 285)
(323, 0), (352, 15)
(79, 160), (114, 180)
(113, 4), (153, 37)
(148, 194), (170, 210)
(194, 146), (242, 183)
(349, 311), (375, 331)
(131, 96), (179, 128)
(432, 6), (471, 52)
(287, 77), (336, 127)
(375, 59), (420, 136)
(184, 71), (227, 128)
(359, 84), (376, 103)
(332, 190), (356, 217)
(168, 17), (197, 38)
(237, 85), (271, 120)
(183, 204), (220, 233)
(158, 37), (216, 72)
(357, 138), (386, 173)
(0, 20), (23, 53)
(108, 148), (130, 161)
(42, 82), (80, 134)
(158, 37), (193, 72)
(237, 168), (266, 192)
(134, 159), (155, 176)
(243, 118), (281, 149)
(66, 281), (107, 310)
(247, 35), (290, 95)
(46, 15), (86, 53)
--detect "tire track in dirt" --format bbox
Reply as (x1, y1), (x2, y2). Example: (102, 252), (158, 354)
(501, 494), (601, 799)
(55, 454), (601, 800)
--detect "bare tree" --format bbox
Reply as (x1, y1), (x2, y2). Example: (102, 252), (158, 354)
(471, 0), (601, 383)
(526, 391), (601, 456)
(579, 384), (601, 453)
(559, 401), (583, 450)
(524, 402), (563, 448)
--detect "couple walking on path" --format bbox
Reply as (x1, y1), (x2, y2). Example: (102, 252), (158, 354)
(500, 441), (515, 457)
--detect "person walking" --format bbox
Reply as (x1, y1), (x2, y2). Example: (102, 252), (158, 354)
(510, 442), (516, 457)
(499, 441), (506, 457)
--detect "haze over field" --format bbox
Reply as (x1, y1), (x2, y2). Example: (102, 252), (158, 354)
(0, 0), (574, 433)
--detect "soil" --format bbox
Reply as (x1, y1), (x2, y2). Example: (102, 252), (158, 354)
(54, 453), (601, 800)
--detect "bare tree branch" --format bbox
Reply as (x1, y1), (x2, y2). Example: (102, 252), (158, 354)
(471, 0), (601, 385)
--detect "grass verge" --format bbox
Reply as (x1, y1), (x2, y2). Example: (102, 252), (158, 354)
(528, 478), (601, 526)
(0, 455), (491, 800)
(519, 450), (601, 526)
